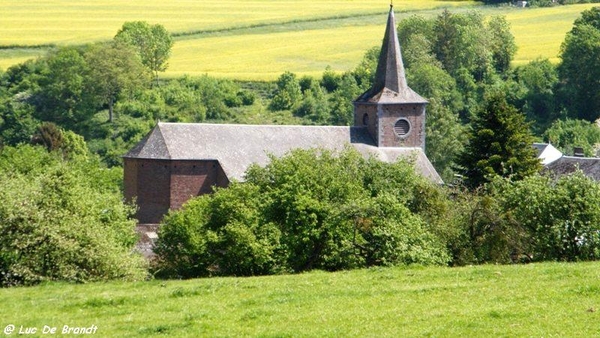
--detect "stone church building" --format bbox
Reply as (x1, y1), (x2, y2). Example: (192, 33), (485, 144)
(124, 5), (442, 226)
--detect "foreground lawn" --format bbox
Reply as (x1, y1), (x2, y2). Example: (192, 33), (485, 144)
(1, 262), (600, 337)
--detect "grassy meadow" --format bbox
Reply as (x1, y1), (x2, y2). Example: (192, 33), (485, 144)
(2, 1), (597, 80)
(1, 262), (600, 337)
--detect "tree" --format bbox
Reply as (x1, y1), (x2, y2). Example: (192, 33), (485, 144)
(496, 172), (600, 262)
(85, 42), (152, 122)
(30, 122), (89, 159)
(408, 62), (465, 182)
(397, 11), (517, 121)
(543, 119), (600, 156)
(269, 71), (302, 111)
(35, 47), (95, 129)
(456, 91), (541, 189)
(30, 122), (64, 152)
(558, 7), (600, 121)
(515, 58), (559, 129)
(328, 72), (361, 126)
(320, 66), (341, 92)
(397, 15), (437, 70)
(293, 81), (329, 124)
(488, 16), (517, 75)
(433, 10), (492, 81)
(114, 21), (174, 81)
(350, 46), (379, 91)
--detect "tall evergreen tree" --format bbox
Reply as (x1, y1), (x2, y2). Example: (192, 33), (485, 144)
(457, 91), (541, 189)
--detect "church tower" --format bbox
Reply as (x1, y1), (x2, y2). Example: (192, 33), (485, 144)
(354, 5), (428, 149)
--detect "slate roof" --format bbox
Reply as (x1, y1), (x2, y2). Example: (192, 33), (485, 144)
(355, 5), (427, 105)
(124, 122), (442, 183)
(544, 156), (600, 180)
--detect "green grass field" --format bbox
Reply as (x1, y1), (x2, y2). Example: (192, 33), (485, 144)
(0, 1), (597, 80)
(1, 262), (600, 337)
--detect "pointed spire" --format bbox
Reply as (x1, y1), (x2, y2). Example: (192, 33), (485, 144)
(375, 4), (407, 94)
(356, 5), (427, 104)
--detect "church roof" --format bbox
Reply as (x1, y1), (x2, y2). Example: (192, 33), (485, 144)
(355, 5), (427, 104)
(124, 122), (442, 183)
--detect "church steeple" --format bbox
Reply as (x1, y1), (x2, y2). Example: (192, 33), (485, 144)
(353, 5), (428, 149)
(356, 5), (426, 104)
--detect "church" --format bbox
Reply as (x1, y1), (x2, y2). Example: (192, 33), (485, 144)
(123, 5), (442, 226)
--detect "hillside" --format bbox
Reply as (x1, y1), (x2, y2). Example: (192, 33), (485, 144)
(1, 1), (597, 80)
(1, 262), (599, 337)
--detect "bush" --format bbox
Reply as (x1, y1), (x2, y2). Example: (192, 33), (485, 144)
(0, 145), (147, 286)
(454, 172), (600, 265)
(154, 183), (283, 278)
(155, 148), (451, 278)
(496, 172), (600, 261)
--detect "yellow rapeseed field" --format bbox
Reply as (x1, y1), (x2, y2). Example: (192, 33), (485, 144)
(0, 1), (597, 80)
(506, 4), (598, 65)
(0, 0), (472, 45)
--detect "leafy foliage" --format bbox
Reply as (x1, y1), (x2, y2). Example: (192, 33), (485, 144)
(543, 118), (600, 156)
(513, 58), (559, 131)
(34, 47), (95, 129)
(559, 7), (600, 121)
(269, 71), (302, 111)
(114, 21), (174, 81)
(0, 145), (146, 286)
(85, 41), (152, 122)
(155, 148), (450, 278)
(494, 173), (600, 262)
(293, 81), (329, 124)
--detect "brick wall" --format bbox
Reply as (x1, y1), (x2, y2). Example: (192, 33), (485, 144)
(378, 104), (426, 149)
(124, 158), (229, 224)
(169, 160), (228, 210)
(354, 102), (426, 149)
(354, 103), (378, 143)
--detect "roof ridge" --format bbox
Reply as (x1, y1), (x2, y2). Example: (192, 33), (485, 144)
(153, 124), (172, 159)
(158, 122), (361, 129)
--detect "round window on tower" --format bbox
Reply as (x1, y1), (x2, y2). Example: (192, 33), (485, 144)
(394, 118), (411, 138)
(362, 113), (369, 126)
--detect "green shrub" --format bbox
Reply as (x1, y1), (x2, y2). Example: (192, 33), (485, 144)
(155, 148), (451, 278)
(454, 172), (600, 265)
(0, 145), (147, 286)
(497, 172), (600, 261)
(155, 183), (283, 278)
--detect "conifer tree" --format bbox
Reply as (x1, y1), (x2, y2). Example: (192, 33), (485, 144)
(457, 91), (541, 189)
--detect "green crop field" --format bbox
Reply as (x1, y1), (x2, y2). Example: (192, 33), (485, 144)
(0, 1), (597, 80)
(1, 262), (600, 337)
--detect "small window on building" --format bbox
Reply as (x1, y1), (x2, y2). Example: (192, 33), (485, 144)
(362, 113), (369, 126)
(394, 118), (411, 137)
